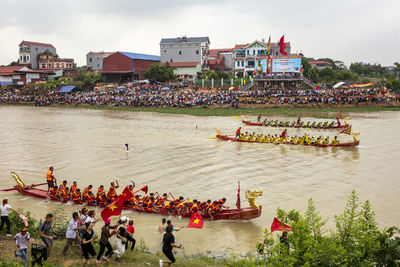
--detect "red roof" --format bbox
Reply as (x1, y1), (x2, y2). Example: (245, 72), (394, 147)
(19, 40), (55, 48)
(169, 62), (199, 67)
(308, 60), (332, 65)
(233, 44), (248, 50)
(0, 66), (23, 75)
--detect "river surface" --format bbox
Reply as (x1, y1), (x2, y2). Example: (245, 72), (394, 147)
(0, 105), (399, 257)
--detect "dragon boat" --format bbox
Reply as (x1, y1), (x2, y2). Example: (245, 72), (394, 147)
(10, 172), (262, 221)
(241, 115), (349, 129)
(215, 129), (360, 147)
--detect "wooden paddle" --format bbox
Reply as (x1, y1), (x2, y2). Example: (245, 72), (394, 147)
(1, 182), (48, 192)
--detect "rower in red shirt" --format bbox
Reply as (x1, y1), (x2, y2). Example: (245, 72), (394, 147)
(235, 127), (241, 139)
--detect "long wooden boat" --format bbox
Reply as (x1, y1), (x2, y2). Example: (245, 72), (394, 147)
(215, 129), (360, 147)
(242, 116), (349, 129)
(10, 172), (262, 221)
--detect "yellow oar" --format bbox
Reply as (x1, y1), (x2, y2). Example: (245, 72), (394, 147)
(208, 134), (235, 139)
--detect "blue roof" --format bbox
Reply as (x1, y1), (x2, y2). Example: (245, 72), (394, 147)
(118, 51), (160, 61)
(58, 86), (82, 93)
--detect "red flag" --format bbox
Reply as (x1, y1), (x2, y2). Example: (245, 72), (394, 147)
(340, 125), (352, 135)
(271, 217), (292, 232)
(187, 213), (203, 229)
(236, 180), (241, 209)
(101, 187), (133, 221)
(280, 36), (287, 56)
(133, 185), (148, 195)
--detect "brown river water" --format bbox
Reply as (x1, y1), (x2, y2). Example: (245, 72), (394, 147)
(0, 105), (399, 257)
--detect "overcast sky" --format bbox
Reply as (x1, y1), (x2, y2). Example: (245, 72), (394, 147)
(1, 0), (399, 67)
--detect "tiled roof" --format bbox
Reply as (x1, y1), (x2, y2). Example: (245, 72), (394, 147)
(233, 44), (248, 50)
(169, 62), (199, 67)
(160, 37), (210, 44)
(19, 40), (55, 48)
(118, 51), (160, 61)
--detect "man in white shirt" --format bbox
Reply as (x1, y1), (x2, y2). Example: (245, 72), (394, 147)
(63, 212), (83, 255)
(1, 198), (17, 236)
(14, 227), (30, 267)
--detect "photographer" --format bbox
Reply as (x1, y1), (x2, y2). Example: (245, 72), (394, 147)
(81, 222), (97, 266)
(40, 214), (56, 259)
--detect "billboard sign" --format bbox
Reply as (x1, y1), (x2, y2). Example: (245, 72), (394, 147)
(272, 57), (301, 73)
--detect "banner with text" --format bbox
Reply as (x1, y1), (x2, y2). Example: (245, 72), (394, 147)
(272, 57), (301, 73)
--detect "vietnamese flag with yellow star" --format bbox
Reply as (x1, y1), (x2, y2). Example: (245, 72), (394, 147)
(187, 212), (204, 229)
(101, 186), (133, 221)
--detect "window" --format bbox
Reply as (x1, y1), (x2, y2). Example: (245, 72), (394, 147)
(56, 63), (59, 68)
(42, 64), (45, 68)
(196, 50), (199, 55)
(163, 50), (166, 53)
(247, 50), (249, 56)
(89, 58), (92, 62)
(97, 64), (99, 67)
(35, 48), (38, 52)
(23, 56), (26, 61)
(170, 59), (173, 63)
(253, 50), (255, 55)
(237, 61), (240, 67)
(20, 56), (23, 61)
(241, 61), (244, 67)
(179, 51), (182, 55)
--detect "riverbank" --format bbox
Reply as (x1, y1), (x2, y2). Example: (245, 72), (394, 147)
(2, 102), (400, 118)
(0, 236), (229, 266)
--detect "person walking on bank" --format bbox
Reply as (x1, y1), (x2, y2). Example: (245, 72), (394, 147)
(114, 216), (128, 261)
(125, 220), (136, 251)
(159, 225), (182, 267)
(40, 214), (55, 259)
(0, 198), (17, 236)
(63, 212), (84, 255)
(14, 227), (30, 267)
(96, 219), (115, 265)
(81, 222), (97, 267)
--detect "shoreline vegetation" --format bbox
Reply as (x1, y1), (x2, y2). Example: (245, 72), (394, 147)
(1, 191), (399, 266)
(2, 102), (400, 118)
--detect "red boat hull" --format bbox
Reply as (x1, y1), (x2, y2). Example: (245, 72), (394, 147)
(13, 185), (262, 221)
(242, 120), (348, 129)
(216, 135), (359, 147)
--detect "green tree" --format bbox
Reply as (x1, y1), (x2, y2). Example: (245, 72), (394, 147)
(142, 63), (176, 82)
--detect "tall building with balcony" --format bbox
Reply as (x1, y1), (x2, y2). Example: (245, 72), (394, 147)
(160, 36), (210, 73)
(18, 41), (56, 69)
(233, 39), (291, 76)
(37, 50), (75, 70)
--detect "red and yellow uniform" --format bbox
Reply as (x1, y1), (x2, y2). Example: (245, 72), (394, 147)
(97, 193), (106, 205)
(200, 201), (211, 211)
(96, 188), (104, 201)
(162, 201), (171, 211)
(70, 183), (77, 194)
(49, 187), (58, 198)
(190, 203), (199, 213)
(107, 185), (117, 202)
(86, 192), (95, 204)
(46, 170), (54, 182)
(72, 190), (81, 202)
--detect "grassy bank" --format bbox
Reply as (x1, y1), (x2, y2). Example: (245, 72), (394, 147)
(0, 236), (228, 267)
(4, 102), (400, 118)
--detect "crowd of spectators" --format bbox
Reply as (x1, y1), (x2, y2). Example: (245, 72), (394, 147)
(1, 85), (398, 108)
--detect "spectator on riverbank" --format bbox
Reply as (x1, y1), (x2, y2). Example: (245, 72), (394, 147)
(14, 227), (30, 267)
(114, 216), (128, 261)
(63, 212), (84, 255)
(160, 225), (182, 267)
(125, 220), (136, 251)
(159, 218), (166, 233)
(81, 222), (97, 266)
(96, 219), (114, 264)
(0, 199), (17, 236)
(40, 213), (55, 258)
